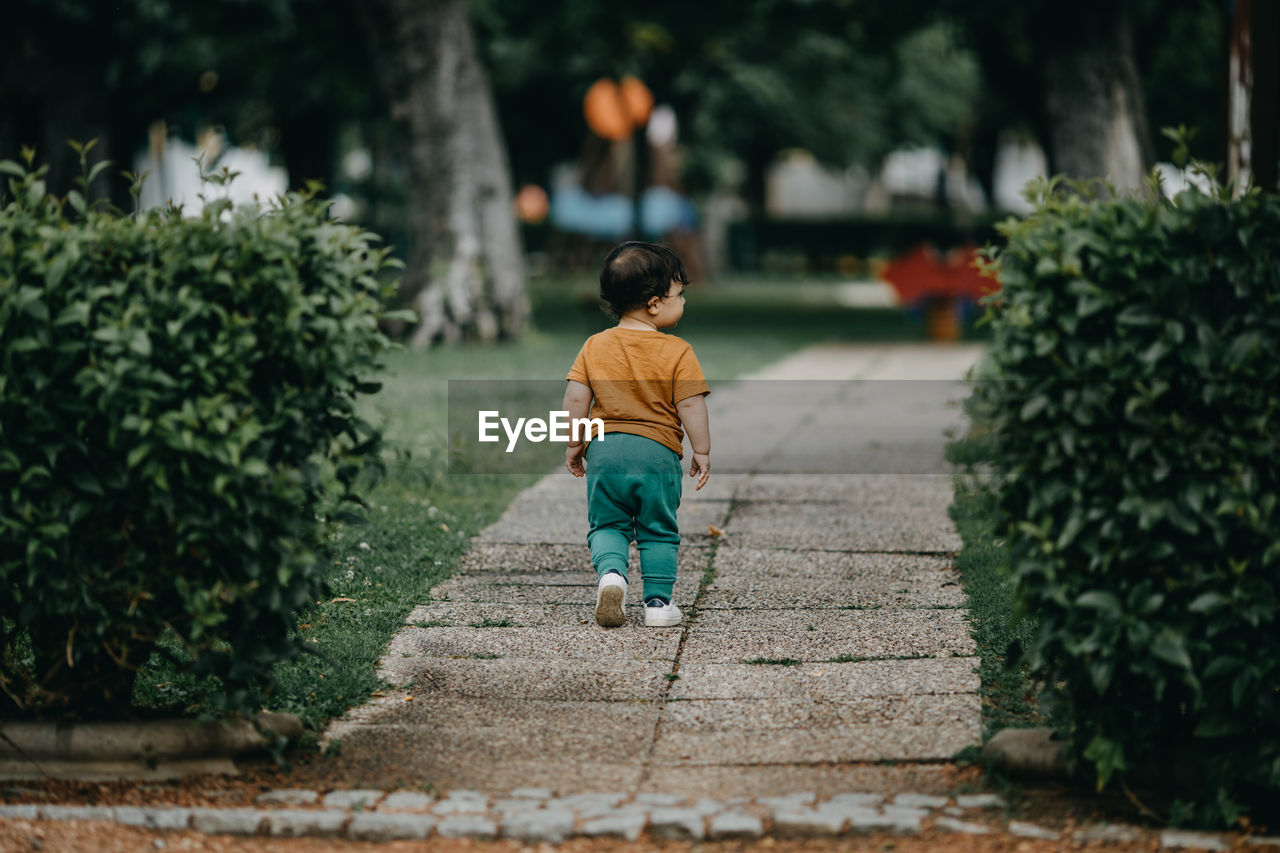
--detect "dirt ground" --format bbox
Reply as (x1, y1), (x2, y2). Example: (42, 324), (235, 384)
(0, 821), (1163, 853)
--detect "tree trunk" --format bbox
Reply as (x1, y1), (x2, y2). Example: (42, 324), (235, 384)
(1041, 5), (1152, 191)
(356, 0), (528, 346)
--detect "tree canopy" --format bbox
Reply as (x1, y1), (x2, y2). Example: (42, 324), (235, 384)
(3, 0), (1227, 210)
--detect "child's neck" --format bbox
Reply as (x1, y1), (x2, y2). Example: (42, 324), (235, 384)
(617, 316), (659, 331)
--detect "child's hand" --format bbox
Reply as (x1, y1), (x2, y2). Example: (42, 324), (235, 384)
(689, 452), (710, 490)
(565, 444), (586, 477)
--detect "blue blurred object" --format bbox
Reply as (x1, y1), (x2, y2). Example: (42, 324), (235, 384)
(550, 186), (698, 239)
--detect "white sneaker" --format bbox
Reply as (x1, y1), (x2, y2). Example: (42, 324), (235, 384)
(644, 597), (682, 627)
(595, 572), (627, 627)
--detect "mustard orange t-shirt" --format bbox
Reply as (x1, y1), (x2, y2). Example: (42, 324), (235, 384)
(566, 327), (709, 457)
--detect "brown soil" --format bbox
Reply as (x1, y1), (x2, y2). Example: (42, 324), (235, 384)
(0, 819), (1265, 853)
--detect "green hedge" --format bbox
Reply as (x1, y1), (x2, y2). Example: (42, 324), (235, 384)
(972, 175), (1280, 825)
(0, 152), (404, 719)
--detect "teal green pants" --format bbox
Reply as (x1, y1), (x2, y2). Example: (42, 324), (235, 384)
(585, 432), (682, 603)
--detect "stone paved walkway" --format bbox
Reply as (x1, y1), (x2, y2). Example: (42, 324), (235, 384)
(301, 342), (987, 799)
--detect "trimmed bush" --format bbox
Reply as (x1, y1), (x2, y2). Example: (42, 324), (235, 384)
(0, 152), (404, 719)
(972, 174), (1280, 824)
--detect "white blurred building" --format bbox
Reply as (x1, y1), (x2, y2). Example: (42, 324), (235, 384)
(765, 133), (1051, 217)
(135, 130), (288, 214)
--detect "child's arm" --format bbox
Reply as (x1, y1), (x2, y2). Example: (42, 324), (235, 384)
(562, 379), (593, 477)
(676, 393), (711, 490)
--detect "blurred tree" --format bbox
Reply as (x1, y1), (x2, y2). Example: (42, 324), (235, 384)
(474, 0), (982, 210)
(2, 0), (163, 202)
(354, 0), (528, 345)
(478, 0), (1223, 208)
(186, 0), (382, 193)
(924, 0), (1224, 194)
(0, 0), (378, 200)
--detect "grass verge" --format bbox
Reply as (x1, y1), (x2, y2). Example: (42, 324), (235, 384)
(946, 427), (1042, 741)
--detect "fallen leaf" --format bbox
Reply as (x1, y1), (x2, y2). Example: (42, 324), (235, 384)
(404, 695), (414, 702)
(330, 596), (356, 603)
(707, 524), (724, 537)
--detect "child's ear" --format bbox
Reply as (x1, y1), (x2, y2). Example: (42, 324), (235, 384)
(647, 296), (661, 313)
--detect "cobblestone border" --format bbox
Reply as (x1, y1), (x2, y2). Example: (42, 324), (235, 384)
(3, 789), (1277, 848)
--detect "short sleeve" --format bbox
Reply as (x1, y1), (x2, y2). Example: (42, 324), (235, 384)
(566, 343), (589, 385)
(672, 344), (710, 404)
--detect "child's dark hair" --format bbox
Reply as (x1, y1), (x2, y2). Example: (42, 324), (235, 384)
(598, 241), (689, 318)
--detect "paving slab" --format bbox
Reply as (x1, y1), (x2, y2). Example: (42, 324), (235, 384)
(377, 658), (673, 701)
(376, 792), (435, 812)
(294, 744), (648, 793)
(654, 722), (977, 763)
(692, 606), (968, 633)
(711, 546), (958, 580)
(772, 805), (849, 836)
(708, 810), (764, 839)
(700, 579), (964, 611)
(722, 501), (960, 552)
(702, 423), (810, 473)
(747, 384), (967, 476)
(458, 542), (711, 574)
(321, 789), (383, 809)
(737, 343), (982, 384)
(637, 764), (956, 799)
(435, 815), (498, 838)
(404, 602), (595, 629)
(404, 599), (709, 629)
(339, 696), (661, 733)
(734, 473), (954, 505)
(703, 549), (964, 609)
(681, 611), (974, 662)
(661, 694), (978, 729)
(853, 344), (985, 381)
(347, 812), (435, 841)
(317, 720), (656, 776)
(755, 442), (951, 477)
(669, 659), (979, 701)
(265, 809), (350, 838)
(428, 573), (700, 606)
(388, 625), (681, 661)
(683, 473), (749, 502)
(737, 345), (889, 381)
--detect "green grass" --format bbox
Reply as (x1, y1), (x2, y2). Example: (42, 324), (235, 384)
(134, 277), (942, 730)
(529, 275), (951, 380)
(946, 429), (1043, 740)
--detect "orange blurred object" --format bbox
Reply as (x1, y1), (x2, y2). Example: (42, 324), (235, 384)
(514, 184), (549, 223)
(620, 76), (653, 126)
(583, 77), (653, 140)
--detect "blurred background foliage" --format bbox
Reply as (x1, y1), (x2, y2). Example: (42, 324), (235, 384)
(1, 0), (1231, 338)
(2, 0), (1225, 201)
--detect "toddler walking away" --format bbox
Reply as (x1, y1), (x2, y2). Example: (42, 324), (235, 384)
(561, 241), (711, 629)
